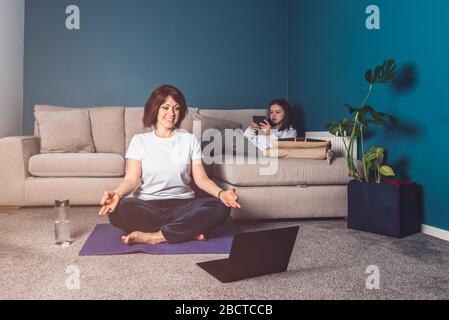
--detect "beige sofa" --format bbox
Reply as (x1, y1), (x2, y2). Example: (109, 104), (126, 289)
(0, 105), (353, 219)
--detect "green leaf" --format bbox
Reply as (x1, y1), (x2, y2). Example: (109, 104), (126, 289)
(374, 66), (383, 81)
(386, 59), (395, 69)
(364, 152), (378, 162)
(374, 147), (385, 155)
(364, 106), (385, 121)
(370, 146), (383, 153)
(375, 149), (384, 165)
(334, 119), (359, 136)
(385, 59), (396, 73)
(368, 59), (397, 83)
(361, 105), (375, 113)
(327, 126), (341, 136)
(379, 165), (395, 177)
(380, 59), (397, 82)
(358, 112), (368, 125)
(361, 106), (398, 129)
(365, 70), (374, 83)
(326, 120), (358, 137)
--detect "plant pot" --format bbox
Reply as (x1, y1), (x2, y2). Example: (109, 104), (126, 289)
(347, 179), (421, 238)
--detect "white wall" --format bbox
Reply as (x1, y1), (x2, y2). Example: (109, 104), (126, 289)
(0, 0), (24, 138)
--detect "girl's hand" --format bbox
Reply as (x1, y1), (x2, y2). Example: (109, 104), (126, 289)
(99, 191), (121, 215)
(250, 123), (259, 133)
(219, 189), (241, 209)
(259, 120), (272, 136)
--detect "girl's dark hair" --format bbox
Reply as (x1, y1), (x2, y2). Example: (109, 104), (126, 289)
(143, 84), (188, 129)
(267, 98), (294, 131)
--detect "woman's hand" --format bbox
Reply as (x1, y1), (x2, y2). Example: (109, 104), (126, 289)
(98, 191), (121, 216)
(219, 188), (241, 209)
(259, 120), (272, 136)
(250, 123), (259, 133)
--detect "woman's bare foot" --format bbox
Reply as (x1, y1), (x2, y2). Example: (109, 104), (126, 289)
(195, 234), (207, 241)
(121, 231), (207, 245)
(121, 231), (167, 245)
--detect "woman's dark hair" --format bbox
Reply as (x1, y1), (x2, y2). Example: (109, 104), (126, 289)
(143, 84), (188, 129)
(267, 98), (294, 131)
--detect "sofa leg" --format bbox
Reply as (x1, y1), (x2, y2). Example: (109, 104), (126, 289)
(0, 207), (21, 212)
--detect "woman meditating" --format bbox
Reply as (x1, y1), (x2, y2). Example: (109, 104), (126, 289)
(98, 84), (241, 245)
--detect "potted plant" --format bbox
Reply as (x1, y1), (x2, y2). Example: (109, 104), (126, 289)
(327, 59), (420, 238)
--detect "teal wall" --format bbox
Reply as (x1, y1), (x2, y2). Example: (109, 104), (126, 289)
(24, 0), (288, 134)
(288, 0), (449, 231)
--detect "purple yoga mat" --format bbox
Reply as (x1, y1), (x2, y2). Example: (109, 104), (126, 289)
(79, 223), (242, 256)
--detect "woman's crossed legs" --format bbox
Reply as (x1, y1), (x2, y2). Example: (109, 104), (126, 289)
(109, 197), (231, 245)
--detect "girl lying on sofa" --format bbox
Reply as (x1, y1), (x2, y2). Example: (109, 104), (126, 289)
(244, 99), (334, 163)
(244, 98), (298, 152)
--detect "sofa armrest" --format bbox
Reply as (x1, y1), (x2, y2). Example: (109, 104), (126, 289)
(0, 136), (40, 206)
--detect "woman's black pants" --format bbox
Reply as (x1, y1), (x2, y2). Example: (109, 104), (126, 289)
(108, 196), (231, 243)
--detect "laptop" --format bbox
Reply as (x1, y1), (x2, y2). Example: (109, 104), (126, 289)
(197, 226), (299, 283)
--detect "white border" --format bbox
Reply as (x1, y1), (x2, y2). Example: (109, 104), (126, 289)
(422, 224), (449, 242)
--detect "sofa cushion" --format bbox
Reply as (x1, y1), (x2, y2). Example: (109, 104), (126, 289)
(34, 105), (79, 137)
(85, 107), (125, 154)
(124, 107), (150, 151)
(34, 105), (125, 154)
(124, 107), (198, 150)
(212, 156), (352, 186)
(180, 107), (199, 133)
(192, 113), (242, 134)
(29, 153), (125, 177)
(35, 109), (96, 153)
(198, 108), (266, 131)
(193, 113), (244, 159)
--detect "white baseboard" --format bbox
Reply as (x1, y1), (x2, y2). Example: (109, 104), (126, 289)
(422, 224), (449, 242)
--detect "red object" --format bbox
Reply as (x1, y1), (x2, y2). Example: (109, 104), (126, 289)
(381, 179), (415, 188)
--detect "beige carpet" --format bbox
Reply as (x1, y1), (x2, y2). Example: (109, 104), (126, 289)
(1, 206), (449, 300)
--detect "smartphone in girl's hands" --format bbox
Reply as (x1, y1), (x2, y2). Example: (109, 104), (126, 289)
(252, 116), (267, 127)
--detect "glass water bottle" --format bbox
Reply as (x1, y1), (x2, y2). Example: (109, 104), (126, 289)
(54, 199), (72, 247)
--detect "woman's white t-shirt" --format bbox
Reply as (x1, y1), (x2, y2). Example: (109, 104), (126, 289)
(125, 130), (203, 201)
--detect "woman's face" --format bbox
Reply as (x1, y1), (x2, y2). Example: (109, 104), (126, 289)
(269, 104), (286, 126)
(157, 95), (181, 130)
